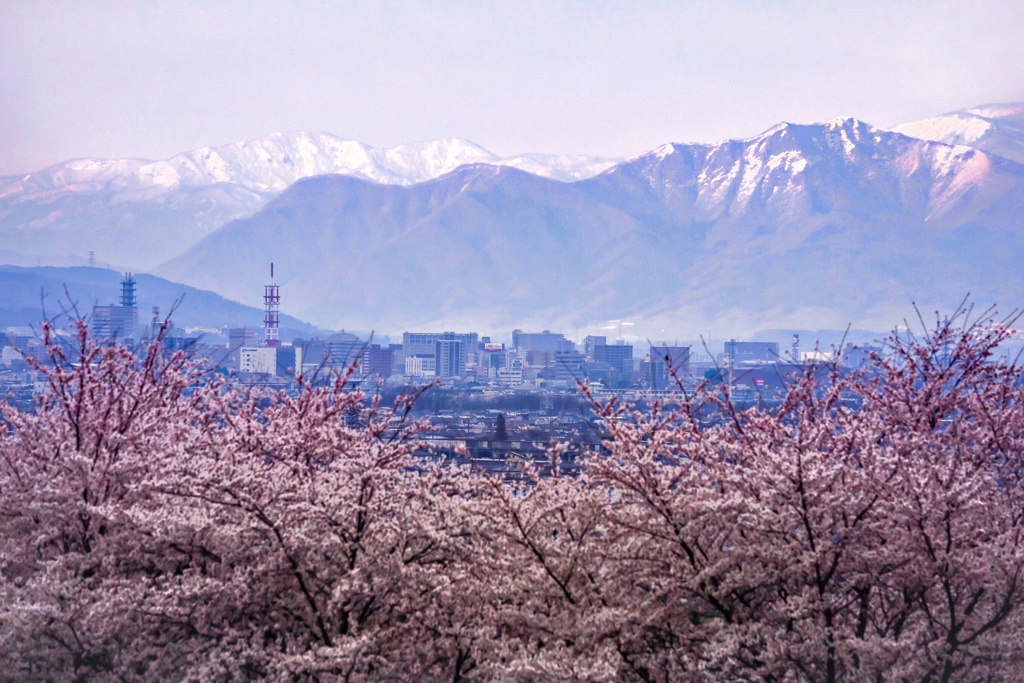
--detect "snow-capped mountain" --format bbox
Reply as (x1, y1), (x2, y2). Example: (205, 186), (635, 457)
(4, 105), (1023, 336)
(0, 133), (619, 199)
(0, 133), (619, 270)
(891, 103), (1024, 164)
(156, 116), (1024, 337)
(585, 116), (1018, 227)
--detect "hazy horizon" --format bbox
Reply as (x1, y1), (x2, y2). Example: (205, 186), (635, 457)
(3, 0), (1023, 175)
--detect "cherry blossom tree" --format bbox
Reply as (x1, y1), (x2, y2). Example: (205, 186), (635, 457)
(1, 311), (1023, 681)
(567, 311), (1024, 681)
(0, 323), (480, 680)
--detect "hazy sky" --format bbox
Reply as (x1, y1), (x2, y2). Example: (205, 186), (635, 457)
(2, 0), (1023, 175)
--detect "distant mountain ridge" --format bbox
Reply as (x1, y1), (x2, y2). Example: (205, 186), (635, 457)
(892, 103), (1024, 165)
(156, 115), (1024, 337)
(587, 116), (1016, 226)
(0, 133), (619, 269)
(4, 104), (1024, 338)
(0, 133), (618, 198)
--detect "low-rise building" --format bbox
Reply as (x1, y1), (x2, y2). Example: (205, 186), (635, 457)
(240, 346), (277, 374)
(405, 354), (437, 377)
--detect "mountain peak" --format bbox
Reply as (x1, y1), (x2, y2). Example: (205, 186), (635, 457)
(652, 143), (679, 160)
(965, 102), (1024, 124)
(892, 103), (1024, 164)
(822, 116), (866, 130)
(749, 117), (873, 144)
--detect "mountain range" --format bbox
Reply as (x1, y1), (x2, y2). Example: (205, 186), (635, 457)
(152, 112), (1024, 337)
(0, 135), (617, 269)
(3, 103), (1024, 339)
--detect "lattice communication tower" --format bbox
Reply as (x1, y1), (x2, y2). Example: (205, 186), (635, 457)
(264, 263), (280, 347)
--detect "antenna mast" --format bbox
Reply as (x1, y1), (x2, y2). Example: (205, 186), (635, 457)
(263, 262), (280, 347)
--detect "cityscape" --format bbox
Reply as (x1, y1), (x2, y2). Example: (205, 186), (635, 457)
(0, 266), (890, 484)
(2, 2), (1023, 680)
(1, 267), (884, 404)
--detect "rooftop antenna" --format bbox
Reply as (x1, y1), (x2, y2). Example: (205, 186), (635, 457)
(263, 262), (280, 347)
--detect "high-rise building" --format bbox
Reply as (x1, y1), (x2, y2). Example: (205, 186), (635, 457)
(388, 343), (404, 367)
(593, 342), (634, 379)
(275, 345), (302, 377)
(405, 354), (436, 377)
(724, 340), (779, 364)
(435, 339), (464, 378)
(553, 349), (586, 383)
(404, 332), (477, 370)
(229, 327), (258, 349)
(323, 333), (364, 370)
(145, 306), (164, 343)
(584, 335), (607, 361)
(240, 347), (277, 374)
(479, 343), (506, 373)
(842, 344), (882, 369)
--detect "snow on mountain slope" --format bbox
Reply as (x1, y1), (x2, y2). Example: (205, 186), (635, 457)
(893, 114), (993, 147)
(0, 133), (619, 270)
(156, 117), (1024, 337)
(966, 103), (1024, 123)
(892, 103), (1024, 164)
(150, 135), (499, 192)
(1, 133), (620, 200)
(7, 105), (1024, 336)
(0, 158), (151, 200)
(585, 116), (1012, 230)
(494, 153), (622, 182)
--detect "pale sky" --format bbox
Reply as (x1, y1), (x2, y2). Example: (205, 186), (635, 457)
(2, 0), (1023, 175)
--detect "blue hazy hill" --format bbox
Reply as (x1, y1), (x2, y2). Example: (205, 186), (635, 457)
(0, 265), (320, 339)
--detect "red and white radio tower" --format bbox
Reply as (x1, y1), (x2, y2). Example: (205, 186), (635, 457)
(263, 262), (280, 347)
